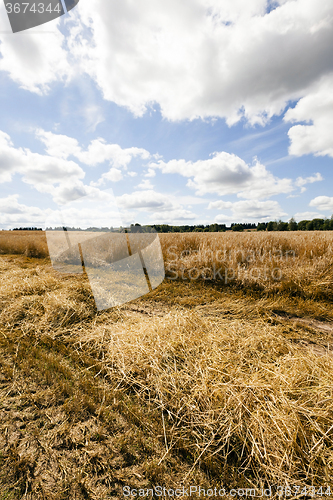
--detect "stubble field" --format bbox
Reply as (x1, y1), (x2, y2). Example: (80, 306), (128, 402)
(0, 230), (333, 499)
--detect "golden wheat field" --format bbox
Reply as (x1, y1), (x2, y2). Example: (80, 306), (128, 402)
(0, 230), (333, 499)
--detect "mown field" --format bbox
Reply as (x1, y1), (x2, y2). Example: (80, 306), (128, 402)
(0, 231), (333, 499)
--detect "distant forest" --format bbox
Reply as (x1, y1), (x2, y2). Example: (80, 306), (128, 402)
(9, 215), (333, 232)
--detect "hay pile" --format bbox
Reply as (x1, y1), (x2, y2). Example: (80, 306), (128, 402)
(0, 255), (333, 496)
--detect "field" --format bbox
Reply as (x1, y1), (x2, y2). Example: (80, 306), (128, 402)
(0, 230), (333, 499)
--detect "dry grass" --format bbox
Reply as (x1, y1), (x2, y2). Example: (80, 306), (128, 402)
(2, 230), (333, 300)
(160, 231), (333, 300)
(0, 231), (48, 259)
(0, 232), (333, 498)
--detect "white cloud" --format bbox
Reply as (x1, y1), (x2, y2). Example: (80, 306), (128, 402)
(0, 10), (70, 94)
(117, 190), (174, 211)
(48, 182), (102, 205)
(36, 130), (150, 167)
(285, 74), (333, 157)
(309, 196), (333, 213)
(0, 130), (85, 192)
(210, 199), (286, 221)
(36, 129), (81, 160)
(208, 200), (233, 210)
(116, 189), (198, 224)
(67, 0), (333, 124)
(294, 211), (325, 220)
(75, 140), (150, 168)
(117, 190), (208, 220)
(0, 131), (26, 182)
(137, 179), (154, 190)
(144, 168), (156, 178)
(91, 168), (123, 187)
(151, 152), (293, 199)
(176, 195), (207, 206)
(214, 213), (233, 223)
(101, 168), (123, 183)
(151, 209), (197, 222)
(295, 173), (323, 187)
(1, 0), (333, 126)
(46, 189), (123, 229)
(0, 195), (51, 228)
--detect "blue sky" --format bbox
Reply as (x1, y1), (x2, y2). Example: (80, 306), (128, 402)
(0, 0), (333, 229)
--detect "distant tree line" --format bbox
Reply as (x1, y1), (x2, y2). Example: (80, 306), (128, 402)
(9, 216), (333, 233)
(12, 227), (43, 231)
(257, 216), (333, 232)
(149, 223), (227, 233)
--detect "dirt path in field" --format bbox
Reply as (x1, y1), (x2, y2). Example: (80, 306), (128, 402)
(270, 310), (333, 358)
(272, 310), (333, 334)
(124, 302), (169, 317)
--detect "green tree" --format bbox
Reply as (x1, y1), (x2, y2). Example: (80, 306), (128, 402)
(288, 217), (298, 231)
(298, 220), (309, 231)
(267, 221), (277, 231)
(312, 218), (324, 230)
(323, 218), (330, 230)
(231, 224), (244, 232)
(277, 220), (288, 231)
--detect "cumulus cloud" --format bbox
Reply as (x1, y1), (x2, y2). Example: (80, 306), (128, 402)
(0, 130), (123, 207)
(137, 179), (154, 190)
(64, 0), (333, 124)
(294, 172), (323, 193)
(151, 209), (197, 222)
(36, 130), (150, 167)
(208, 200), (233, 210)
(0, 195), (51, 228)
(91, 168), (124, 187)
(116, 189), (197, 223)
(36, 130), (151, 187)
(45, 189), (123, 229)
(0, 10), (70, 93)
(2, 0), (333, 126)
(75, 140), (150, 168)
(36, 129), (81, 160)
(0, 131), (26, 182)
(210, 199), (287, 221)
(116, 190), (174, 211)
(0, 130), (84, 192)
(294, 211), (325, 220)
(144, 168), (156, 178)
(295, 173), (323, 187)
(285, 74), (333, 157)
(150, 152), (293, 198)
(309, 196), (333, 213)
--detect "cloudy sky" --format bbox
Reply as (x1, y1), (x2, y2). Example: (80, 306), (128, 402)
(0, 0), (333, 229)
